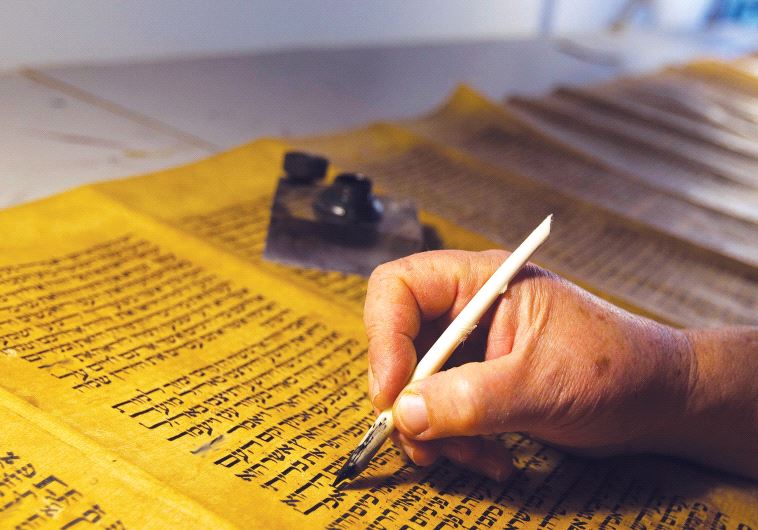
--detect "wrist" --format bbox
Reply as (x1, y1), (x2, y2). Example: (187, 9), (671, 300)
(629, 323), (697, 454)
(651, 328), (758, 478)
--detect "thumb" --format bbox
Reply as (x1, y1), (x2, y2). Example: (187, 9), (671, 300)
(393, 357), (527, 440)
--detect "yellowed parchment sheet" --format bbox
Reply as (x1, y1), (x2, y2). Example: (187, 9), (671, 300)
(0, 136), (755, 529)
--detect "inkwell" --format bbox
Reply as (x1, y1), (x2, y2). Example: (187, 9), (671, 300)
(263, 151), (424, 276)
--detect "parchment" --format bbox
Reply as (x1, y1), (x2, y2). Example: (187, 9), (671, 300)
(0, 70), (757, 529)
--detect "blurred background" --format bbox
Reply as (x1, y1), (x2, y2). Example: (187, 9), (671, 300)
(1, 0), (756, 70)
(1, 0), (757, 206)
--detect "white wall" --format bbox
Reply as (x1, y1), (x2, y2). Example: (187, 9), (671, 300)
(0, 0), (541, 70)
(0, 0), (709, 71)
(552, 0), (628, 33)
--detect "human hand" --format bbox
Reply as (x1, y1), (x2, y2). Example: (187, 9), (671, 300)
(364, 250), (700, 481)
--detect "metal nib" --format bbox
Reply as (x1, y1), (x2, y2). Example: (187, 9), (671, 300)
(332, 460), (358, 488)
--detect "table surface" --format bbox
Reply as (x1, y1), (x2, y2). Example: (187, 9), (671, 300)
(2, 28), (757, 208)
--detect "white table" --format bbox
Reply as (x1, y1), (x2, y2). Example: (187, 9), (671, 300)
(2, 29), (757, 208)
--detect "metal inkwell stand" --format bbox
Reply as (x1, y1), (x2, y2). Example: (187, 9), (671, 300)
(263, 152), (427, 276)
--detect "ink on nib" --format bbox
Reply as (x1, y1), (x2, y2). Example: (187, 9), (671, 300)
(332, 461), (358, 488)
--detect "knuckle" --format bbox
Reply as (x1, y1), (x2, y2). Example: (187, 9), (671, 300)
(479, 249), (509, 265)
(368, 263), (391, 286)
(369, 259), (406, 286)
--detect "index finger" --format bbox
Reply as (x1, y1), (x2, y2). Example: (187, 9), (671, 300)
(364, 249), (506, 410)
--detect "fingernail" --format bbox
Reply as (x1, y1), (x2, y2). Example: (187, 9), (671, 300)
(396, 392), (429, 436)
(484, 458), (511, 482)
(490, 467), (510, 483)
(447, 439), (470, 463)
(399, 442), (415, 463)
